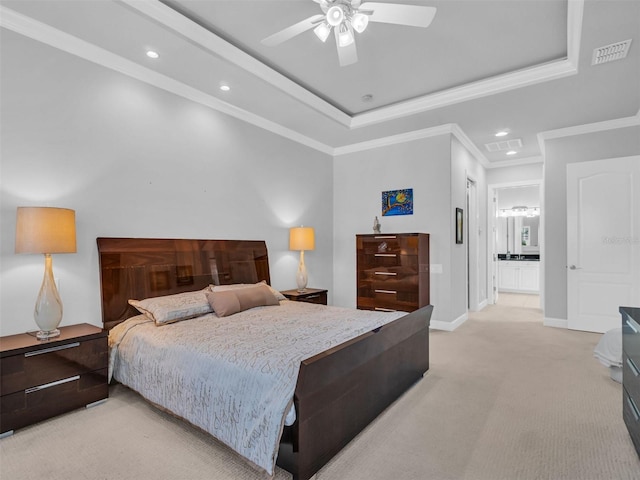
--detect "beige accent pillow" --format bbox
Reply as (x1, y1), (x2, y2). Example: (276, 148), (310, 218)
(210, 281), (286, 301)
(128, 288), (212, 325)
(206, 284), (280, 317)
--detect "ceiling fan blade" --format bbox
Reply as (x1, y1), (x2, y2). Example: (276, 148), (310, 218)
(359, 3), (436, 28)
(334, 29), (358, 66)
(261, 14), (325, 47)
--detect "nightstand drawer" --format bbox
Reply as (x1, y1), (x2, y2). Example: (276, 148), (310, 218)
(624, 352), (640, 404)
(1, 337), (107, 396)
(280, 288), (328, 305)
(1, 368), (108, 433)
(297, 291), (327, 305)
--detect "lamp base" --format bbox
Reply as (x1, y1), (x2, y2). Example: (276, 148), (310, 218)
(36, 328), (61, 341)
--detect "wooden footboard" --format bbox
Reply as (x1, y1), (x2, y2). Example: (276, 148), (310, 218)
(277, 305), (433, 480)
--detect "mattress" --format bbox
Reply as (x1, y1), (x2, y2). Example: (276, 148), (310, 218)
(108, 300), (404, 475)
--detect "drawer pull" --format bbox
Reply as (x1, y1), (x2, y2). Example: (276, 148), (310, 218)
(374, 236), (397, 239)
(374, 254), (397, 257)
(304, 294), (320, 299)
(626, 317), (639, 334)
(375, 307), (396, 312)
(374, 272), (397, 276)
(627, 357), (640, 377)
(375, 289), (397, 294)
(627, 394), (640, 422)
(24, 342), (80, 357)
(25, 375), (80, 394)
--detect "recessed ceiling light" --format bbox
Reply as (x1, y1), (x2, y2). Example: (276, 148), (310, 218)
(220, 84), (230, 92)
(495, 130), (509, 137)
(506, 150), (517, 155)
(146, 50), (159, 59)
(361, 94), (373, 102)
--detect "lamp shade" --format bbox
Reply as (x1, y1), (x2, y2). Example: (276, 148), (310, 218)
(15, 207), (77, 254)
(289, 226), (315, 251)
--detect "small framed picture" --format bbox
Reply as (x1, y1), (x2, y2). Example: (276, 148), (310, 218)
(456, 208), (464, 244)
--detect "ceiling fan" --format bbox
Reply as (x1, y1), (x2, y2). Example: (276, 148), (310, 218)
(261, 0), (437, 67)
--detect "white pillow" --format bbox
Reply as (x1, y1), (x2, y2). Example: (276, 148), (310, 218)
(128, 287), (212, 325)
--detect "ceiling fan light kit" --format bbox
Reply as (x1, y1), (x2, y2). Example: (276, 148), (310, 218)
(262, 0), (437, 66)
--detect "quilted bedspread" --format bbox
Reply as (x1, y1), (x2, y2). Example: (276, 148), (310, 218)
(109, 300), (404, 475)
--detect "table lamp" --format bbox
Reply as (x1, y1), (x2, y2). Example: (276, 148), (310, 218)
(289, 226), (315, 292)
(15, 207), (77, 340)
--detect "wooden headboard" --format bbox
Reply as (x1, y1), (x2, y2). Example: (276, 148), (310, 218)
(97, 238), (270, 330)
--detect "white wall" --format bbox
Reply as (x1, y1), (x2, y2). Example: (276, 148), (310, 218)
(451, 138), (488, 315)
(486, 163), (543, 186)
(541, 125), (640, 322)
(0, 32), (333, 336)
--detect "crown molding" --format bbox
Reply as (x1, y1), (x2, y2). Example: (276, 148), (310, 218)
(332, 123), (490, 170)
(333, 124), (455, 156)
(484, 156), (544, 169)
(350, 59), (578, 129)
(537, 111), (640, 157)
(0, 6), (335, 156)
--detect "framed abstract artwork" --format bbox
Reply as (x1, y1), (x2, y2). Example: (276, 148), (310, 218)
(456, 208), (464, 244)
(382, 188), (413, 216)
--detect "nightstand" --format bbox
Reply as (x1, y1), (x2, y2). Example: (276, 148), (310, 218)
(0, 323), (108, 436)
(280, 288), (328, 305)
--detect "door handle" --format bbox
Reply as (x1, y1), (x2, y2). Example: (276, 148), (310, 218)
(568, 265), (582, 270)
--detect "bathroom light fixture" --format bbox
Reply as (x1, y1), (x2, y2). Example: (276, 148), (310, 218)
(499, 206), (540, 218)
(15, 207), (77, 340)
(289, 226), (315, 292)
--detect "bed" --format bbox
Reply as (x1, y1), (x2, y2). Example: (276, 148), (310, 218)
(98, 237), (433, 480)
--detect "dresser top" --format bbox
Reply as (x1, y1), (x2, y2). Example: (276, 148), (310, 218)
(0, 323), (106, 357)
(620, 306), (640, 321)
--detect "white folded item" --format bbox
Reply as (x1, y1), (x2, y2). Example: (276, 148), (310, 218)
(594, 327), (622, 368)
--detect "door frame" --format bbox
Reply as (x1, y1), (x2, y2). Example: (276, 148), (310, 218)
(487, 180), (543, 306)
(467, 177), (479, 311)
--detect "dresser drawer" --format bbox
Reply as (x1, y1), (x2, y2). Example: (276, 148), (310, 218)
(1, 337), (107, 396)
(623, 311), (640, 360)
(623, 386), (640, 456)
(623, 352), (640, 402)
(1, 368), (108, 433)
(357, 234), (420, 255)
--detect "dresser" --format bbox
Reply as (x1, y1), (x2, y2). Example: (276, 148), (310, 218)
(622, 306), (640, 458)
(356, 233), (430, 312)
(0, 323), (108, 435)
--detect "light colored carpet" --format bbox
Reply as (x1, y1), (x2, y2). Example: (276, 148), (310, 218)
(2, 303), (639, 480)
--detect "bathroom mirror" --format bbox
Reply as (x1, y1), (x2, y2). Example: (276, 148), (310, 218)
(497, 216), (540, 254)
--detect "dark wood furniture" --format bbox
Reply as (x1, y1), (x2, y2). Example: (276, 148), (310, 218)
(280, 288), (328, 305)
(0, 323), (108, 436)
(357, 233), (430, 312)
(97, 237), (432, 480)
(622, 306), (640, 458)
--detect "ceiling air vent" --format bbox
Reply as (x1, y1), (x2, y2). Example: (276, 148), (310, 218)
(484, 138), (523, 153)
(592, 39), (632, 65)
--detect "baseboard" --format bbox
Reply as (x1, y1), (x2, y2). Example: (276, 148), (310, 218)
(544, 317), (568, 329)
(431, 312), (468, 331)
(476, 299), (488, 311)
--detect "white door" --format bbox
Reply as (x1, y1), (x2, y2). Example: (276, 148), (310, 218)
(567, 156), (640, 333)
